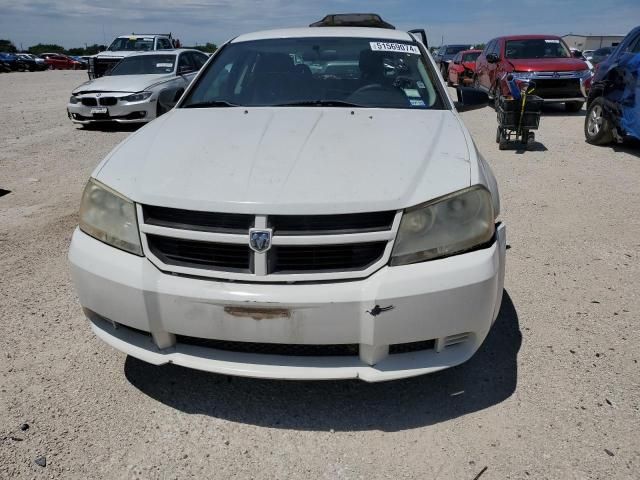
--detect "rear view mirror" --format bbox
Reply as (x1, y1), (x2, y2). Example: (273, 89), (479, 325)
(456, 87), (489, 111)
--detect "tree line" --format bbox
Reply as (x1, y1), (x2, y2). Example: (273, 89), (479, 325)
(0, 39), (218, 55)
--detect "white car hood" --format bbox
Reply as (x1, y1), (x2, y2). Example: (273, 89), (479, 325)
(95, 108), (472, 215)
(73, 74), (172, 94)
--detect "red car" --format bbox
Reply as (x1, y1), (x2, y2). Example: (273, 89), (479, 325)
(475, 35), (592, 112)
(39, 53), (82, 70)
(447, 49), (481, 86)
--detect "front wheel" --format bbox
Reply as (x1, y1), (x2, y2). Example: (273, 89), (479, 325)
(565, 101), (584, 113)
(584, 97), (613, 145)
(156, 101), (168, 118)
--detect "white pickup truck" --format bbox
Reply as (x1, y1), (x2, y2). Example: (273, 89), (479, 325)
(69, 14), (506, 382)
(88, 33), (180, 79)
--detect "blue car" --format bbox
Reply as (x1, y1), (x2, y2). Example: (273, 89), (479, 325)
(585, 26), (640, 145)
(0, 52), (26, 72)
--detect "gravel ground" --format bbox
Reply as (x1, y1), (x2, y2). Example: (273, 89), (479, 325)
(1, 70), (639, 479)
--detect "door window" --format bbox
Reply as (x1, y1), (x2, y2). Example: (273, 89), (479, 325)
(178, 53), (195, 73)
(627, 35), (640, 53)
(157, 38), (173, 50)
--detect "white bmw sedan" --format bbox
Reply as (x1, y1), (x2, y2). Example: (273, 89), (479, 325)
(67, 49), (208, 125)
(69, 21), (506, 382)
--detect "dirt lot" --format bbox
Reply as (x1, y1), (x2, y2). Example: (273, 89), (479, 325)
(1, 70), (639, 479)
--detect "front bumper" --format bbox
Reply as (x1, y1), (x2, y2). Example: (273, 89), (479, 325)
(67, 97), (156, 124)
(69, 224), (507, 382)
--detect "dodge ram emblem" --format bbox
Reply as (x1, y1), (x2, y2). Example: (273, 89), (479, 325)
(249, 229), (272, 253)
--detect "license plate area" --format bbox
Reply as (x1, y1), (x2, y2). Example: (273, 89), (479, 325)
(90, 107), (108, 118)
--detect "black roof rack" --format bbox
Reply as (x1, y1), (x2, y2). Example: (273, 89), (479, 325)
(310, 14), (396, 30)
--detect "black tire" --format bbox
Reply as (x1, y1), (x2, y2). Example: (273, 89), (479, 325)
(565, 101), (584, 113)
(156, 101), (168, 118)
(584, 97), (614, 145)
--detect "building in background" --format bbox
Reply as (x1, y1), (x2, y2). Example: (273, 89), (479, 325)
(562, 34), (625, 50)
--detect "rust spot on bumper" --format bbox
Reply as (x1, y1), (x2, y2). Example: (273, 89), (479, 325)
(224, 306), (291, 320)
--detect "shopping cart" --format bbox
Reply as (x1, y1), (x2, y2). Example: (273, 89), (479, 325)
(496, 81), (543, 150)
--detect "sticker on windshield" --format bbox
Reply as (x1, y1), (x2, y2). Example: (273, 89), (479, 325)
(417, 81), (426, 89)
(409, 99), (426, 107)
(156, 63), (174, 68)
(404, 89), (421, 98)
(370, 42), (420, 55)
(545, 39), (560, 43)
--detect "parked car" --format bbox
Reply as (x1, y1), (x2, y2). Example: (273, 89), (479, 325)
(70, 56), (89, 70)
(475, 35), (592, 112)
(16, 53), (48, 71)
(0, 52), (26, 71)
(40, 53), (82, 70)
(447, 49), (482, 86)
(67, 49), (208, 125)
(434, 44), (472, 76)
(68, 14), (507, 383)
(590, 47), (614, 66)
(88, 33), (180, 79)
(585, 26), (640, 145)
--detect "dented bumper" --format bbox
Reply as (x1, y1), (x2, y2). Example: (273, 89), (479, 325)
(69, 224), (506, 382)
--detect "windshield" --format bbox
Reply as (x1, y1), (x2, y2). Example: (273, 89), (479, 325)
(462, 52), (480, 62)
(505, 39), (571, 59)
(181, 37), (444, 110)
(445, 46), (468, 55)
(109, 54), (176, 75)
(108, 37), (154, 52)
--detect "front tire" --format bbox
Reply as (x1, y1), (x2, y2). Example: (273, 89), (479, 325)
(565, 101), (584, 113)
(584, 97), (613, 145)
(156, 101), (168, 118)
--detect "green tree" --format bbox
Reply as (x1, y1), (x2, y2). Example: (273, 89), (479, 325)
(66, 47), (86, 56)
(473, 43), (486, 50)
(0, 39), (17, 53)
(28, 43), (65, 55)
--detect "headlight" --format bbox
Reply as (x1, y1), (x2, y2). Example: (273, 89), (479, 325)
(69, 96), (79, 104)
(391, 186), (495, 266)
(121, 91), (153, 102)
(79, 178), (142, 255)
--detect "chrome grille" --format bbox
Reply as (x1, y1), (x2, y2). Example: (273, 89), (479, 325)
(139, 205), (400, 282)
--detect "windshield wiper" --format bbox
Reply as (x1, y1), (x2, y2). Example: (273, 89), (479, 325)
(273, 100), (370, 108)
(183, 100), (239, 108)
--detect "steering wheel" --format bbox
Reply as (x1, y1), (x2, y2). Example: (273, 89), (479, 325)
(349, 83), (393, 97)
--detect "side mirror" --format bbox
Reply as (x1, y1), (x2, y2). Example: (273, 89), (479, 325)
(453, 60), (461, 65)
(456, 87), (489, 111)
(486, 53), (499, 64)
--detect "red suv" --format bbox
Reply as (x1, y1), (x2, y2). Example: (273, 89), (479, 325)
(475, 35), (592, 112)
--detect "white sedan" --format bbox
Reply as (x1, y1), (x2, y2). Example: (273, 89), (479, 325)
(67, 49), (208, 125)
(69, 15), (506, 382)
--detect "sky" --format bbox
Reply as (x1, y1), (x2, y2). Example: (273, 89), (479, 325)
(0, 0), (638, 49)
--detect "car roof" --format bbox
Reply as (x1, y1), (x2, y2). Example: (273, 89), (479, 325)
(119, 49), (201, 57)
(232, 27), (414, 43)
(497, 34), (562, 41)
(116, 34), (164, 38)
